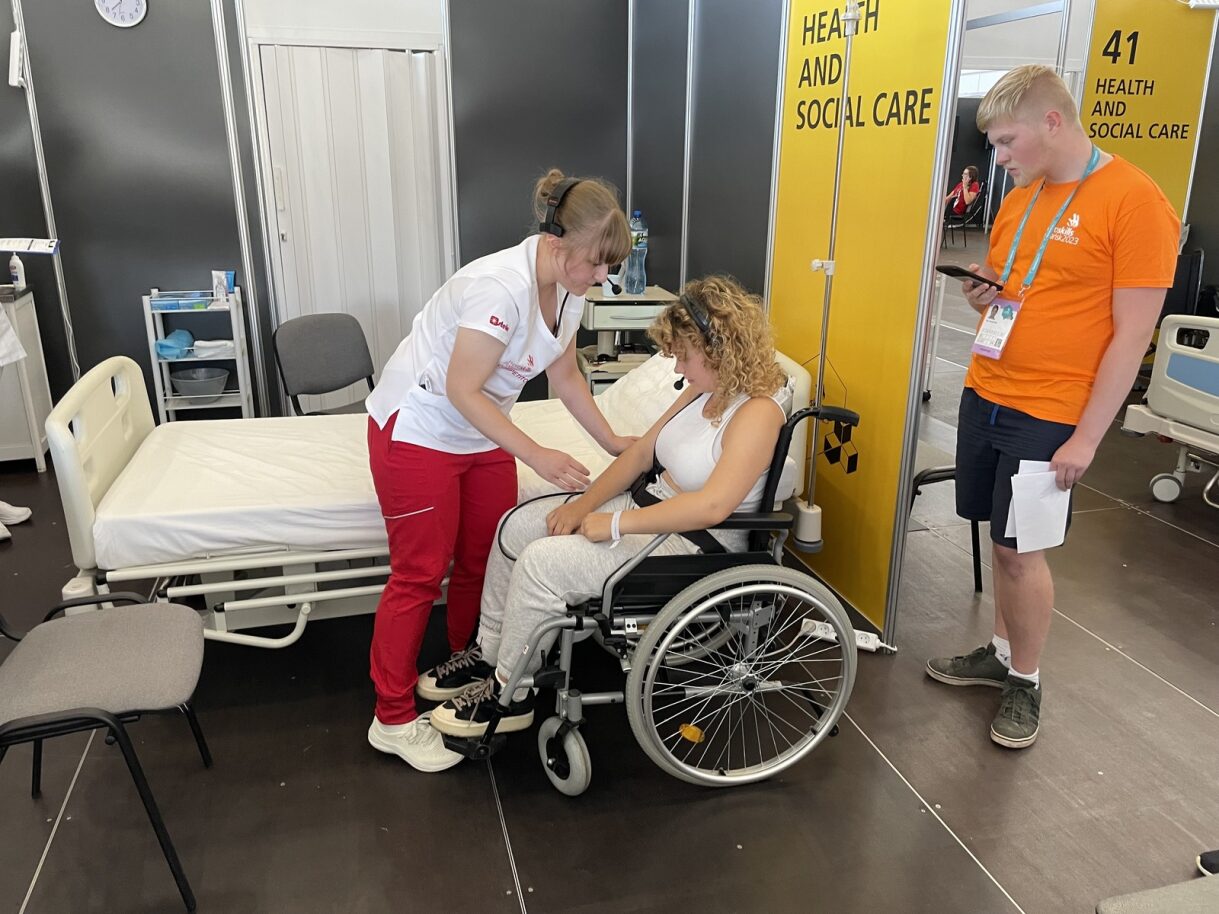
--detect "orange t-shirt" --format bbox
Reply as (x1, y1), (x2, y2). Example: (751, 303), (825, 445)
(966, 155), (1179, 425)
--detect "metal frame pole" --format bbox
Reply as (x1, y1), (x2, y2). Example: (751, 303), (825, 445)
(806, 0), (861, 507)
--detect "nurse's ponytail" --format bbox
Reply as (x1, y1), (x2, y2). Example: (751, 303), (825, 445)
(532, 169), (632, 268)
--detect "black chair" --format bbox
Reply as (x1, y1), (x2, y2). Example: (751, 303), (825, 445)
(944, 182), (987, 247)
(274, 312), (375, 416)
(911, 466), (983, 594)
(0, 593), (210, 912)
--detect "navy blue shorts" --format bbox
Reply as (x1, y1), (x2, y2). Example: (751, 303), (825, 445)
(955, 387), (1076, 549)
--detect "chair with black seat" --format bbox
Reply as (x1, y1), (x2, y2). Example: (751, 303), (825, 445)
(274, 312), (375, 415)
(0, 593), (211, 912)
(911, 465), (983, 593)
(944, 181), (987, 247)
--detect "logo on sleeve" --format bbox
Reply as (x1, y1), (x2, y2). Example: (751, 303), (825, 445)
(490, 315), (511, 332)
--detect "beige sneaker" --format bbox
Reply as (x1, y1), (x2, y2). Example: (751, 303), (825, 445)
(0, 501), (31, 526)
(367, 714), (463, 772)
(0, 521), (9, 542)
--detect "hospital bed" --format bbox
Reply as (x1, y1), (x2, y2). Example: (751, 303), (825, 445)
(1122, 314), (1219, 508)
(46, 352), (812, 648)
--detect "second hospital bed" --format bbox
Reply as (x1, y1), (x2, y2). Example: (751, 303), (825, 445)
(1122, 314), (1219, 508)
(47, 352), (811, 647)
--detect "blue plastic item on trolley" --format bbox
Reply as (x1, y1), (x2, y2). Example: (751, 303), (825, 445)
(155, 329), (195, 360)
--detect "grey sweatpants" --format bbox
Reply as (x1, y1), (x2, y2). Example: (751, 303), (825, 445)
(477, 487), (702, 682)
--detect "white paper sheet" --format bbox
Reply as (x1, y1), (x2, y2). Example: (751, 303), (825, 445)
(1004, 459), (1069, 552)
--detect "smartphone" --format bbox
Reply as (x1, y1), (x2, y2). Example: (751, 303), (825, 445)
(935, 264), (1003, 291)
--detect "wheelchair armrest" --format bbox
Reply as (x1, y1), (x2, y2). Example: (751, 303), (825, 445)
(44, 592), (149, 623)
(711, 511), (794, 531)
(816, 405), (860, 427)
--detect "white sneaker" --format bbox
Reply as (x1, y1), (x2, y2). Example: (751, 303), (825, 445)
(0, 522), (9, 542)
(367, 714), (463, 772)
(0, 501), (31, 525)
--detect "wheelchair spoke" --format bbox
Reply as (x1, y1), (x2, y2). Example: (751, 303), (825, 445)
(630, 569), (858, 785)
(747, 693), (808, 750)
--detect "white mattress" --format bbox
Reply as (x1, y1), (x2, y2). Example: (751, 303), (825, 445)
(93, 355), (685, 569)
(93, 414), (383, 569)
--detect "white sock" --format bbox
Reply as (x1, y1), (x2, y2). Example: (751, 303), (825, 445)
(494, 669), (531, 703)
(1010, 667), (1040, 689)
(991, 635), (1012, 669)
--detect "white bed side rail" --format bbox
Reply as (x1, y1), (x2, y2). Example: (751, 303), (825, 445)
(45, 356), (155, 572)
(775, 351), (812, 500)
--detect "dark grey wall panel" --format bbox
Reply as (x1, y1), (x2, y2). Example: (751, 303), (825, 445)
(685, 0), (783, 294)
(1189, 39), (1219, 288)
(449, 1), (629, 265)
(0, 5), (72, 399)
(20, 0), (249, 409)
(630, 0), (690, 293)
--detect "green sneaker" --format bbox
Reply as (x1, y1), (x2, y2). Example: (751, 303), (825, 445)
(990, 676), (1041, 749)
(925, 643), (1009, 688)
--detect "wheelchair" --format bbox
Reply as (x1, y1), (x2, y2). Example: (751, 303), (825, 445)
(444, 404), (861, 796)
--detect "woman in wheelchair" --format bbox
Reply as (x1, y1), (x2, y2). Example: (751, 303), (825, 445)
(425, 275), (791, 740)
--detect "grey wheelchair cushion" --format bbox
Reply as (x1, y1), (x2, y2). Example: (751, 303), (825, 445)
(1096, 876), (1219, 914)
(0, 603), (204, 728)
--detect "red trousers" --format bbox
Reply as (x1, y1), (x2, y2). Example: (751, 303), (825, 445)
(367, 414), (517, 724)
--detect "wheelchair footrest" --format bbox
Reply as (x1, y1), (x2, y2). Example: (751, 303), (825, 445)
(442, 732), (507, 760)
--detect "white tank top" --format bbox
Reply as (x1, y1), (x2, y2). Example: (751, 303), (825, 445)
(653, 391), (791, 515)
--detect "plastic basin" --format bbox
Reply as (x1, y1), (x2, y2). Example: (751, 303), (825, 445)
(170, 367), (230, 404)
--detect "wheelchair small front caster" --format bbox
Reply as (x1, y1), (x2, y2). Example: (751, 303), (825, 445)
(538, 716), (591, 796)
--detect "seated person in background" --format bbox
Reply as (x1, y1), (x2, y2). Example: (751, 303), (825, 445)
(945, 165), (981, 217)
(422, 275), (790, 742)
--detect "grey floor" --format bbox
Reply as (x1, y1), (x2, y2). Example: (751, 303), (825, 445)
(1, 231), (1216, 913)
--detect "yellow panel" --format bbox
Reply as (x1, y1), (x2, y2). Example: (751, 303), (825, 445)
(1081, 0), (1217, 216)
(770, 0), (957, 628)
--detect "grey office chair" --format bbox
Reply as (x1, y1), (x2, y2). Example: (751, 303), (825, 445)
(274, 312), (375, 416)
(0, 593), (210, 912)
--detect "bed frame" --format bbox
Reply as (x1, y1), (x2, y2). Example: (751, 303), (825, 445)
(46, 356), (390, 648)
(46, 353), (813, 650)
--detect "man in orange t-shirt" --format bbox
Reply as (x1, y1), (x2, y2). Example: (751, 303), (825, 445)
(926, 66), (1179, 750)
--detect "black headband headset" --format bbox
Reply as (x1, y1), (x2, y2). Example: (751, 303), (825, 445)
(540, 177), (624, 296)
(538, 178), (581, 237)
(672, 294), (718, 390)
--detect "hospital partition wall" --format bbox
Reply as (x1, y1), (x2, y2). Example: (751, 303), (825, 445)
(766, 0), (968, 645)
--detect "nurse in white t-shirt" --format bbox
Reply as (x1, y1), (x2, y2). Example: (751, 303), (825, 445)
(364, 170), (635, 772)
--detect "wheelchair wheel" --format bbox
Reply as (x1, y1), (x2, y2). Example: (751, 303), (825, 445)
(625, 565), (856, 787)
(537, 716), (592, 796)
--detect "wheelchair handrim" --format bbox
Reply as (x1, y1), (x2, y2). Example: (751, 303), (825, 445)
(640, 580), (854, 785)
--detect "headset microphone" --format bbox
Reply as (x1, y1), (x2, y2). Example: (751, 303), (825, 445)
(673, 377), (685, 390)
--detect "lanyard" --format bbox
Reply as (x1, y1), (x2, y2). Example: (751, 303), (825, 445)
(999, 145), (1101, 297)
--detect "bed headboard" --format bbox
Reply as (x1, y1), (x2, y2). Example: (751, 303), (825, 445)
(775, 351), (811, 499)
(45, 356), (155, 571)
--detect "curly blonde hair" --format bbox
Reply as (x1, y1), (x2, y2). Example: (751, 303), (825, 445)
(648, 275), (787, 421)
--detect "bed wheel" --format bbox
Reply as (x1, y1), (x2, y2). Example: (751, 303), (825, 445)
(1150, 472), (1183, 503)
(538, 717), (591, 796)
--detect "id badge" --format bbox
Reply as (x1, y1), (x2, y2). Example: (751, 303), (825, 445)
(971, 297), (1021, 360)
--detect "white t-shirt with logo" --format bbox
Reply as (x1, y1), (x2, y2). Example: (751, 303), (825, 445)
(366, 235), (585, 453)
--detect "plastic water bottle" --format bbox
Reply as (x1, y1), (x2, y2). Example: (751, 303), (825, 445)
(624, 210), (648, 294)
(8, 254), (26, 291)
